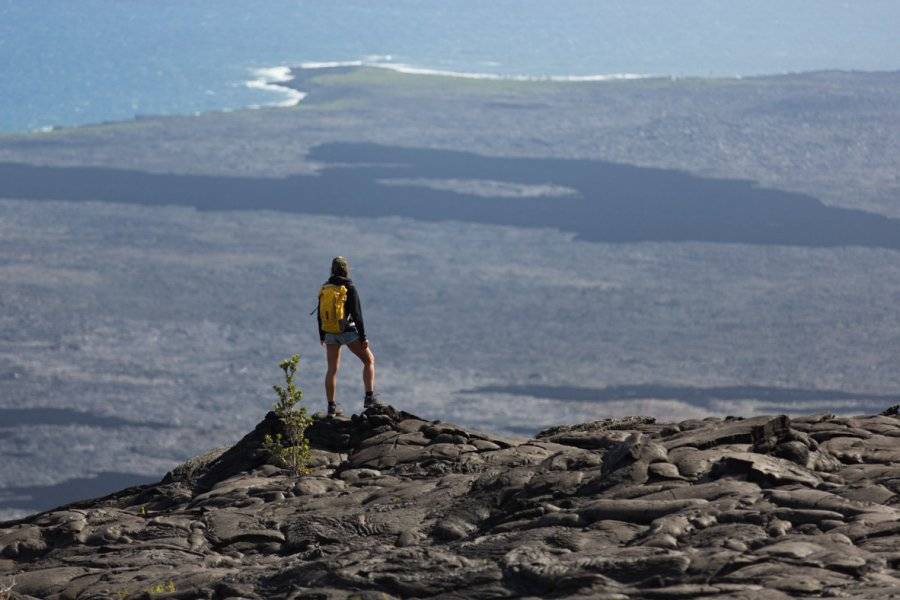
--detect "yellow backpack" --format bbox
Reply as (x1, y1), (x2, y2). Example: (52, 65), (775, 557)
(318, 284), (349, 333)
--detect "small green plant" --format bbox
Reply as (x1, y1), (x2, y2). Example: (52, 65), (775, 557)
(147, 580), (176, 595)
(263, 354), (313, 475)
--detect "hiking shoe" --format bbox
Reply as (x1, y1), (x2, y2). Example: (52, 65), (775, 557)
(363, 392), (382, 409)
(326, 402), (344, 418)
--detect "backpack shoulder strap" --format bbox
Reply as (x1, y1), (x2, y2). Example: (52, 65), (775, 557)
(310, 283), (328, 316)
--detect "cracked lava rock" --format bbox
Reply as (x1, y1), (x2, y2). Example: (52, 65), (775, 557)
(2, 404), (900, 599)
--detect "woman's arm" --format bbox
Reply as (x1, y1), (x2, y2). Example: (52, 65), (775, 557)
(348, 285), (366, 341)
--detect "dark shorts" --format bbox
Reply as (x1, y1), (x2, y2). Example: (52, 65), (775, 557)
(323, 330), (360, 346)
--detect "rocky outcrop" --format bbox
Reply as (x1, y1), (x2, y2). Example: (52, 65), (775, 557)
(1, 405), (899, 599)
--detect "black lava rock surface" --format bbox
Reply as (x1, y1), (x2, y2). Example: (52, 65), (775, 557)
(2, 404), (900, 599)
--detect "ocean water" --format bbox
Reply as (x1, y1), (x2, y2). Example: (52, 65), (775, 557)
(1, 1), (899, 133)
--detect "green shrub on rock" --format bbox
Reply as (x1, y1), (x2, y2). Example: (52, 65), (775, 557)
(263, 354), (313, 475)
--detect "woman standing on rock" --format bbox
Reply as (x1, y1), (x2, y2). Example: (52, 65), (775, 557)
(316, 256), (378, 417)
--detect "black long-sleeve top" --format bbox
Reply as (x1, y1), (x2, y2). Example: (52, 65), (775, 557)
(317, 275), (366, 342)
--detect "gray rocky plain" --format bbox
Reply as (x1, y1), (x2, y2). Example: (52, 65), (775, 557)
(2, 68), (900, 520)
(2, 403), (899, 599)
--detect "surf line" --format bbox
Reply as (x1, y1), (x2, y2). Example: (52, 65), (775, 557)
(245, 66), (307, 109)
(297, 58), (653, 82)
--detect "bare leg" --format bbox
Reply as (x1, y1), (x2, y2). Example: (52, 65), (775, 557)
(346, 339), (375, 394)
(325, 343), (341, 405)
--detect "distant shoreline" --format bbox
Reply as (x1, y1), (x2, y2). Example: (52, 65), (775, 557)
(293, 59), (655, 82)
(21, 63), (662, 135)
(13, 65), (900, 137)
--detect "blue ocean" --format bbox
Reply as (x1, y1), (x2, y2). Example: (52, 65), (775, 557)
(1, 0), (899, 133)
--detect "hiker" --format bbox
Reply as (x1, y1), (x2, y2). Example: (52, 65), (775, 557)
(316, 256), (378, 417)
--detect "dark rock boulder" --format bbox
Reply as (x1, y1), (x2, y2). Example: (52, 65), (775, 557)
(749, 414), (843, 472)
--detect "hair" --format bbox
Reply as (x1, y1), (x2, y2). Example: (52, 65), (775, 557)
(331, 256), (349, 277)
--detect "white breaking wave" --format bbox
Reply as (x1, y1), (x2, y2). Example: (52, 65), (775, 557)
(375, 63), (651, 82)
(244, 66), (306, 108)
(298, 60), (365, 69)
(252, 66), (294, 83)
(298, 57), (653, 82)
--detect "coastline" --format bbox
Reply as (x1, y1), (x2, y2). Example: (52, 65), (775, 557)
(177, 60), (900, 129)
(295, 58), (654, 82)
(243, 66), (307, 109)
(23, 60), (659, 135)
(18, 62), (900, 137)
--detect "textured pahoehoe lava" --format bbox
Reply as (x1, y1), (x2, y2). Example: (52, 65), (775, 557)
(1, 404), (899, 599)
